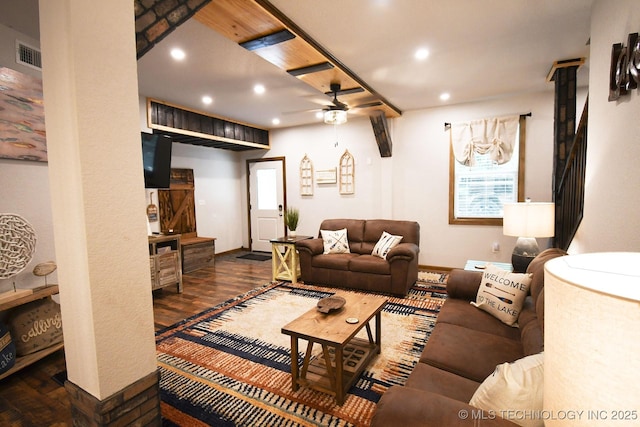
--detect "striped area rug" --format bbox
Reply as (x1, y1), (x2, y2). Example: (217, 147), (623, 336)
(157, 272), (448, 426)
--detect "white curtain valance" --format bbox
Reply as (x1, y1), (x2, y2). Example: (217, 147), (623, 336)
(451, 115), (520, 166)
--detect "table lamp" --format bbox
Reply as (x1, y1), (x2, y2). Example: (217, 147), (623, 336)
(544, 252), (640, 426)
(503, 201), (554, 272)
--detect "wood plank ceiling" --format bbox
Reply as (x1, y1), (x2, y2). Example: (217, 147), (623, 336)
(194, 0), (402, 120)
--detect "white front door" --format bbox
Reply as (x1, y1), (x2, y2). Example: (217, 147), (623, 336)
(248, 159), (285, 252)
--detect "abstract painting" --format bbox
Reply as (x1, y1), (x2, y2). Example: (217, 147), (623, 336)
(0, 67), (47, 162)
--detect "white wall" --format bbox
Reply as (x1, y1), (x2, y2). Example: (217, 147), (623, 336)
(244, 117), (391, 236)
(0, 159), (57, 290)
(138, 95), (245, 252)
(571, 0), (640, 252)
(170, 143), (245, 252)
(260, 89), (587, 268)
(0, 23), (40, 78)
(0, 24), (56, 291)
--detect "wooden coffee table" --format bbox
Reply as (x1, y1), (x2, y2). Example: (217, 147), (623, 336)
(281, 292), (387, 405)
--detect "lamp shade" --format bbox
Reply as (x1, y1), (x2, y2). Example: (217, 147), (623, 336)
(324, 109), (347, 125)
(503, 202), (554, 238)
(544, 253), (640, 426)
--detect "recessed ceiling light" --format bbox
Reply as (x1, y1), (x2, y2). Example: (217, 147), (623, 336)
(414, 48), (429, 61)
(170, 48), (185, 61)
(254, 84), (266, 95)
(440, 92), (450, 101)
(272, 118), (280, 125)
(315, 111), (324, 119)
(202, 96), (213, 105)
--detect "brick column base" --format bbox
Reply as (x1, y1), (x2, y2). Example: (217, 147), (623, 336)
(65, 370), (161, 426)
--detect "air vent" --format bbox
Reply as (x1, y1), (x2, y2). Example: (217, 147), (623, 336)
(16, 40), (42, 70)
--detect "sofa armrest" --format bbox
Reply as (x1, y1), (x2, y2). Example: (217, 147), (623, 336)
(386, 242), (419, 262)
(372, 386), (520, 427)
(446, 269), (483, 301)
(295, 238), (324, 256)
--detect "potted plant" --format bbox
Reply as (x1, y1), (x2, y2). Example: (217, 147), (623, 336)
(284, 207), (299, 237)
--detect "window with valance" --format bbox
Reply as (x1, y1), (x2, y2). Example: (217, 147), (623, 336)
(449, 115), (526, 225)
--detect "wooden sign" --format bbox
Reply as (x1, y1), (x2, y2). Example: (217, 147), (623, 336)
(147, 192), (158, 222)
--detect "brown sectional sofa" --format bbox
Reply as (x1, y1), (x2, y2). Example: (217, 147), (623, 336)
(371, 248), (567, 426)
(295, 219), (420, 296)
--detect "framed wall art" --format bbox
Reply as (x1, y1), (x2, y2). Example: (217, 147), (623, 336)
(0, 67), (47, 162)
(316, 168), (337, 184)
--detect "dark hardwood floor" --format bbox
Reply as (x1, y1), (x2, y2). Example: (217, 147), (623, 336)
(0, 250), (272, 427)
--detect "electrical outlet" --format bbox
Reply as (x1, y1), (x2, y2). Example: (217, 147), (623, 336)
(492, 242), (500, 253)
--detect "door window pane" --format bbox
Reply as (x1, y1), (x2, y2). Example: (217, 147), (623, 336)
(257, 168), (277, 210)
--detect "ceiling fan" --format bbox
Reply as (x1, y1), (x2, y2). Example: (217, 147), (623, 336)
(323, 83), (385, 124)
(323, 83), (350, 125)
(285, 82), (384, 124)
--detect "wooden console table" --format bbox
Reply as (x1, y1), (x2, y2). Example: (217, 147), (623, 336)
(148, 234), (182, 293)
(270, 235), (312, 283)
(181, 236), (216, 273)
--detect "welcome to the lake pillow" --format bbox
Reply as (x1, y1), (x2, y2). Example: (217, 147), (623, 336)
(471, 264), (532, 326)
(321, 228), (350, 254)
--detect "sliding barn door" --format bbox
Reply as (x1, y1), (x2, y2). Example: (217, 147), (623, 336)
(158, 169), (197, 238)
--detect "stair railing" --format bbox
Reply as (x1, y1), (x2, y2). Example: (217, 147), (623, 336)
(555, 97), (588, 250)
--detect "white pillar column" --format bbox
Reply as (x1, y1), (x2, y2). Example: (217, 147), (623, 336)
(39, 0), (157, 400)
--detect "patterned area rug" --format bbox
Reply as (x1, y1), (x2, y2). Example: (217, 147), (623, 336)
(157, 272), (448, 426)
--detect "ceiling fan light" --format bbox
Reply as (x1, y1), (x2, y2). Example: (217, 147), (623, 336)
(324, 109), (347, 125)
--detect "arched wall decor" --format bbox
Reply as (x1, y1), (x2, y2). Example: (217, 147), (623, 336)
(299, 154), (314, 196)
(339, 150), (355, 195)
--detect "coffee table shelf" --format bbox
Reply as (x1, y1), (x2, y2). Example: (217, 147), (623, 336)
(303, 337), (377, 396)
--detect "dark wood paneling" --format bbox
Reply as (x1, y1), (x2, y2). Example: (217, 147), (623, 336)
(148, 99), (269, 151)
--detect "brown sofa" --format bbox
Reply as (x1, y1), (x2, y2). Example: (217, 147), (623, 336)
(371, 248), (567, 426)
(295, 219), (420, 296)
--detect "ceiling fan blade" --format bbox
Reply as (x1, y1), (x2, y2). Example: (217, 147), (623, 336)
(282, 107), (323, 115)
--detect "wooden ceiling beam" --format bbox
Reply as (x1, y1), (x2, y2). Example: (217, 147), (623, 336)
(194, 0), (401, 118)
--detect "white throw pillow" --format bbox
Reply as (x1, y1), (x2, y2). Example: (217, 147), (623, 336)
(470, 264), (532, 326)
(372, 231), (403, 259)
(320, 228), (350, 254)
(469, 353), (544, 427)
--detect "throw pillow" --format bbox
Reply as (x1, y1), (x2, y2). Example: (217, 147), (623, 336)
(471, 264), (532, 326)
(321, 228), (350, 254)
(8, 297), (63, 356)
(469, 353), (544, 427)
(0, 321), (16, 374)
(372, 231), (403, 259)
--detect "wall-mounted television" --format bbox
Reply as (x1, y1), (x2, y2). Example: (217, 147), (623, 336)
(141, 132), (172, 189)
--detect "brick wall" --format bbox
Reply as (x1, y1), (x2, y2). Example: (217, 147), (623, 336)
(135, 0), (212, 58)
(65, 370), (162, 426)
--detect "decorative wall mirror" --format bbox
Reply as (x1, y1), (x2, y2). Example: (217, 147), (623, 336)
(300, 154), (313, 196)
(339, 149), (355, 195)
